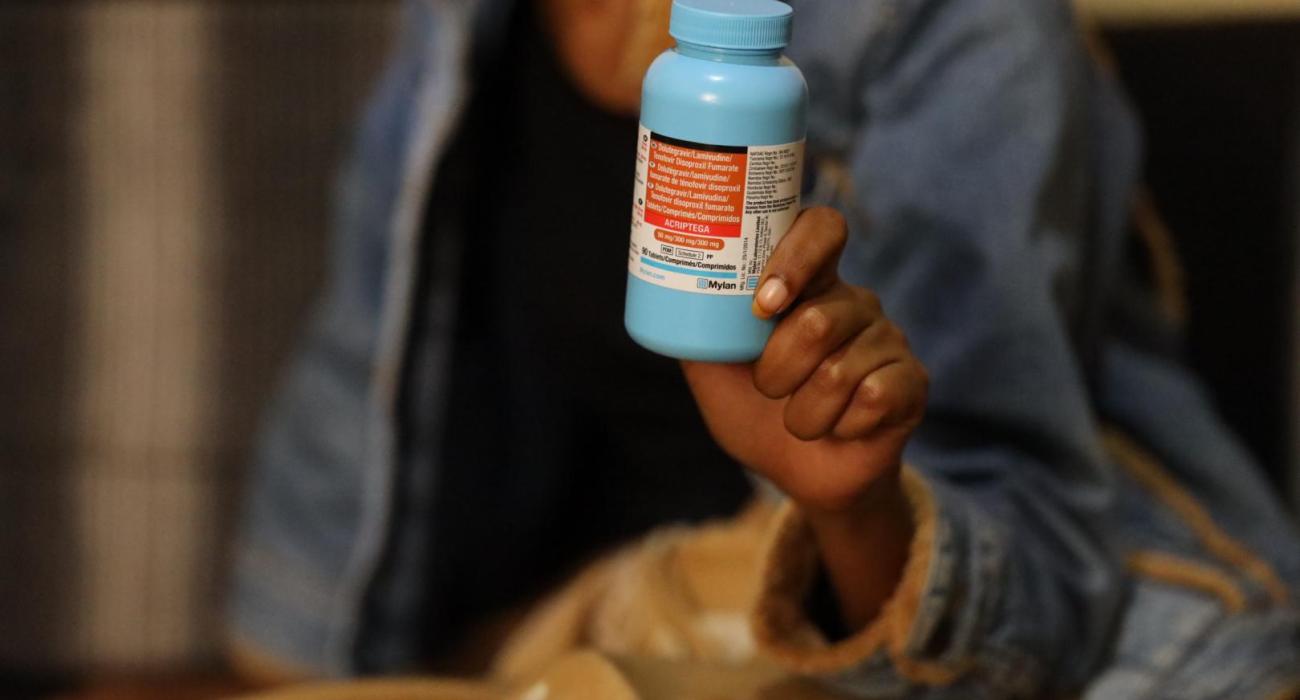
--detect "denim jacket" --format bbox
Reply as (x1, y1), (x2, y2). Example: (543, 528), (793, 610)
(228, 0), (1300, 696)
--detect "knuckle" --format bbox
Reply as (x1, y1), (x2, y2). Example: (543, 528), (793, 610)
(852, 376), (886, 410)
(810, 359), (851, 395)
(796, 305), (834, 347)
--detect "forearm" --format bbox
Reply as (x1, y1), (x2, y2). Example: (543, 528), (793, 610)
(802, 468), (914, 632)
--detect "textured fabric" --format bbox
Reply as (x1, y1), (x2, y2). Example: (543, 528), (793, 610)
(235, 452), (1297, 697)
(228, 0), (1300, 695)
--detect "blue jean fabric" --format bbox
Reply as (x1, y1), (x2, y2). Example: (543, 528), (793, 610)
(228, 0), (1300, 696)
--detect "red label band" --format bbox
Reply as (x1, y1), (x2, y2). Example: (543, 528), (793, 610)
(644, 210), (741, 238)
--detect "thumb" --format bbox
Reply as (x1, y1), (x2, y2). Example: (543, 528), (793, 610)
(752, 207), (849, 319)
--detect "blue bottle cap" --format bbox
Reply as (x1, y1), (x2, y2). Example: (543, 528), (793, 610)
(669, 0), (794, 51)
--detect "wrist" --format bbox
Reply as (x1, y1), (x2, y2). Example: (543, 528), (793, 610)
(800, 467), (909, 532)
(799, 468), (915, 630)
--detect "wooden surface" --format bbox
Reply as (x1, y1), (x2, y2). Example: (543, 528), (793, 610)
(1076, 0), (1300, 26)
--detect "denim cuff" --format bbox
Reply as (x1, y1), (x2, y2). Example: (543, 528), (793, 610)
(750, 466), (969, 685)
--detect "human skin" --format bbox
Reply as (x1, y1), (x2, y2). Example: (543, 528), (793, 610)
(544, 0), (926, 631)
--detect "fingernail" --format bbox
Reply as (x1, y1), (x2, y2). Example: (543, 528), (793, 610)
(755, 277), (788, 316)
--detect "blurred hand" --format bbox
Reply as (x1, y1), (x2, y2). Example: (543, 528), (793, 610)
(541, 0), (673, 115)
(682, 207), (928, 517)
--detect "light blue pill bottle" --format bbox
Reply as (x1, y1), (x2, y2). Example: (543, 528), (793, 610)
(624, 0), (807, 362)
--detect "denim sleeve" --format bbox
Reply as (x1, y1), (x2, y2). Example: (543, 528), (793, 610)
(754, 0), (1138, 695)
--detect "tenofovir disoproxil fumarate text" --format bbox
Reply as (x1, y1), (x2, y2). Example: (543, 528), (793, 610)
(624, 0), (807, 361)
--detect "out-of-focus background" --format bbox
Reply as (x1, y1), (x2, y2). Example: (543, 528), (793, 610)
(1, 2), (398, 694)
(0, 0), (1297, 697)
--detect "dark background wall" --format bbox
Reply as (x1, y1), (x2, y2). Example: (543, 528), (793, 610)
(1107, 22), (1300, 499)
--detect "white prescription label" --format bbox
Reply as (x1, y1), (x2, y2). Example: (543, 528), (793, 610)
(628, 125), (804, 296)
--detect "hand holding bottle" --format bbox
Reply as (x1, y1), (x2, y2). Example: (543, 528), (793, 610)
(682, 206), (927, 631)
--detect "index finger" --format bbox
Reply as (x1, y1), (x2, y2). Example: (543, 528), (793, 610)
(752, 206), (850, 320)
